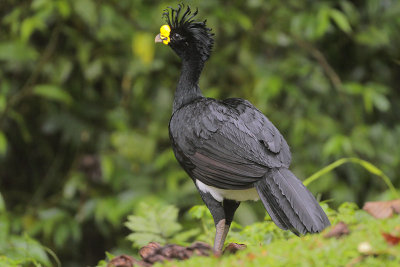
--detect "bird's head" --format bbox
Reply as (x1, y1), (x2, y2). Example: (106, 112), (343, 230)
(155, 4), (214, 62)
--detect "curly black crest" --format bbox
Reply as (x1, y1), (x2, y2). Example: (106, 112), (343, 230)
(163, 4), (214, 61)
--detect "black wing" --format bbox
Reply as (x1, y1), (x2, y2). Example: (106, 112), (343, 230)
(169, 98), (291, 189)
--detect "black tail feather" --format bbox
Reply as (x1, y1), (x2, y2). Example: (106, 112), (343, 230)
(255, 168), (330, 235)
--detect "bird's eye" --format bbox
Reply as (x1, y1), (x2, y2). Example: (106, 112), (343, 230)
(173, 33), (183, 41)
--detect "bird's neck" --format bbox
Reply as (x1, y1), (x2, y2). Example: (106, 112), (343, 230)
(173, 58), (204, 112)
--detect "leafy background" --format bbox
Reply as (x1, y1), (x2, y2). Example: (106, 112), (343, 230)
(0, 0), (399, 266)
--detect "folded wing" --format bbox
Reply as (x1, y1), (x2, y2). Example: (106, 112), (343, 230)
(170, 98), (291, 189)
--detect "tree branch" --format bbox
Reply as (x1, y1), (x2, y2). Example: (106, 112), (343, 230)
(294, 37), (342, 91)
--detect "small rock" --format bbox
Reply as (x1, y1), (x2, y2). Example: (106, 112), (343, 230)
(358, 242), (373, 255)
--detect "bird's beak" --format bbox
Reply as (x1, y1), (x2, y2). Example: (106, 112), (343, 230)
(155, 33), (163, 43)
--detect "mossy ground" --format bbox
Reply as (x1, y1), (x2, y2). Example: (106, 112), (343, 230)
(156, 205), (400, 267)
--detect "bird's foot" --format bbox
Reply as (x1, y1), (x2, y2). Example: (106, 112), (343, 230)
(212, 249), (223, 257)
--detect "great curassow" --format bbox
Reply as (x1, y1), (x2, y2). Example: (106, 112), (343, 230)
(155, 4), (330, 255)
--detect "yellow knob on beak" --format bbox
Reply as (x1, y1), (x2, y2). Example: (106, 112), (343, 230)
(155, 25), (171, 45)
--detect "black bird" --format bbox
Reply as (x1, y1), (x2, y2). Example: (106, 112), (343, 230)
(155, 5), (330, 255)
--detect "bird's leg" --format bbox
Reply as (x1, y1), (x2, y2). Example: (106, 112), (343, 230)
(197, 190), (226, 255)
(222, 199), (240, 245)
(214, 218), (226, 255)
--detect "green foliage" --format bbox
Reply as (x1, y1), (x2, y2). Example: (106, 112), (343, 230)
(32, 84), (73, 105)
(0, 131), (6, 155)
(0, 193), (58, 267)
(96, 252), (116, 267)
(187, 205), (214, 243)
(159, 204), (400, 267)
(1, 0), (400, 265)
(126, 203), (199, 248)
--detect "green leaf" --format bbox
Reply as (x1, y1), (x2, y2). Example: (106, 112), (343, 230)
(0, 132), (7, 156)
(111, 131), (155, 163)
(126, 232), (165, 248)
(100, 155), (114, 183)
(21, 17), (46, 42)
(5, 235), (51, 266)
(9, 111), (32, 143)
(105, 251), (115, 261)
(171, 228), (200, 244)
(32, 0), (51, 10)
(56, 0), (71, 18)
(0, 192), (5, 212)
(0, 95), (6, 113)
(33, 84), (73, 105)
(329, 9), (351, 33)
(188, 205), (210, 219)
(84, 59), (103, 81)
(158, 205), (182, 237)
(54, 222), (69, 248)
(363, 88), (373, 113)
(322, 135), (352, 157)
(343, 82), (364, 95)
(355, 26), (390, 47)
(315, 7), (331, 37)
(125, 215), (160, 234)
(125, 203), (190, 248)
(73, 0), (97, 27)
(0, 215), (10, 245)
(235, 12), (252, 30)
(372, 93), (390, 112)
(0, 41), (38, 62)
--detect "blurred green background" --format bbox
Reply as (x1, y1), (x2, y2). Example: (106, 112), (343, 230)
(0, 0), (399, 265)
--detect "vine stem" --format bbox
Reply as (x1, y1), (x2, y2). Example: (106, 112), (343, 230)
(303, 157), (399, 199)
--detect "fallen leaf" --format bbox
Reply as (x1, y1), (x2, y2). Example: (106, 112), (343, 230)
(107, 255), (150, 267)
(159, 244), (192, 260)
(139, 242), (161, 260)
(138, 241), (211, 265)
(107, 255), (134, 267)
(223, 243), (247, 254)
(121, 241), (244, 266)
(381, 232), (400, 246)
(188, 241), (212, 256)
(324, 221), (350, 239)
(363, 199), (400, 219)
(143, 254), (168, 264)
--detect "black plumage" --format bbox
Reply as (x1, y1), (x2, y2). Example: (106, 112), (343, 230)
(156, 4), (330, 254)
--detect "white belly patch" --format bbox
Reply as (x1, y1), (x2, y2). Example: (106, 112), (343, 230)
(196, 180), (260, 202)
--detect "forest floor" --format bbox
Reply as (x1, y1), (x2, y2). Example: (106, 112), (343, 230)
(102, 200), (400, 267)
